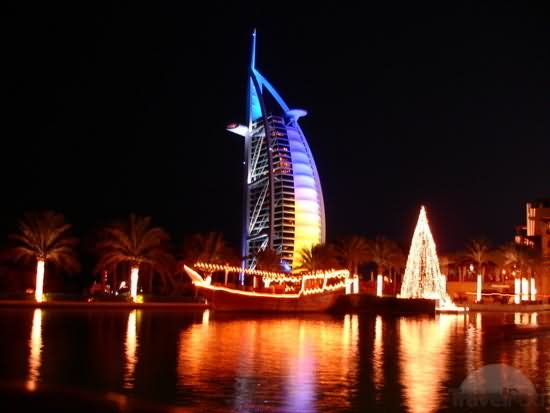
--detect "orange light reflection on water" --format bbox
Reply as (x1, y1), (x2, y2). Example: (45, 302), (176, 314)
(465, 313), (483, 375)
(26, 309), (43, 391)
(177, 313), (358, 412)
(123, 310), (139, 390)
(373, 315), (384, 398)
(399, 315), (460, 413)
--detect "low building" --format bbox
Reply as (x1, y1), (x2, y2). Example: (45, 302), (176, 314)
(515, 198), (550, 297)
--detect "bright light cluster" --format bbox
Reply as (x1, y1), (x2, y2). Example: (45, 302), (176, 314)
(400, 207), (446, 299)
(476, 274), (482, 302)
(514, 277), (537, 303)
(400, 206), (466, 312)
(194, 262), (348, 283)
(287, 127), (324, 269)
(376, 274), (383, 297)
(185, 264), (350, 297)
(195, 262), (295, 280)
(35, 259), (45, 303)
(301, 280), (347, 295)
(130, 266), (139, 301)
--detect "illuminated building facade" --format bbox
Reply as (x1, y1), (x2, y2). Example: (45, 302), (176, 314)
(227, 31), (325, 271)
(515, 198), (550, 259)
(514, 198), (550, 297)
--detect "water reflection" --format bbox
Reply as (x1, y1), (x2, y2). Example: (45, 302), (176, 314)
(511, 313), (539, 376)
(399, 315), (458, 413)
(465, 312), (483, 374)
(177, 313), (358, 412)
(5, 309), (550, 411)
(202, 308), (210, 325)
(26, 309), (43, 391)
(373, 315), (383, 398)
(515, 312), (538, 325)
(285, 321), (315, 413)
(123, 310), (139, 390)
(342, 313), (359, 383)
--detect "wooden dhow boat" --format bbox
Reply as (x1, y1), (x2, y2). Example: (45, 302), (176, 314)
(184, 263), (357, 312)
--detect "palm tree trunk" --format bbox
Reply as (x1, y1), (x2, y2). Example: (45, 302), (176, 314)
(35, 259), (45, 302)
(130, 265), (139, 300)
(476, 272), (482, 302)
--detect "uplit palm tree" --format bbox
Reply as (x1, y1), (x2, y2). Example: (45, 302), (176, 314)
(466, 238), (491, 279)
(255, 248), (282, 272)
(367, 236), (404, 279)
(95, 214), (174, 300)
(499, 241), (543, 299)
(499, 242), (534, 277)
(295, 243), (338, 273)
(182, 232), (238, 266)
(10, 211), (79, 302)
(336, 236), (370, 277)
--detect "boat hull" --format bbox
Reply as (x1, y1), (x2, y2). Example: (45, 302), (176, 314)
(196, 286), (343, 312)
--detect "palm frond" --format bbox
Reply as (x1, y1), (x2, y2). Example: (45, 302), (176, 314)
(9, 211), (79, 274)
(95, 214), (174, 277)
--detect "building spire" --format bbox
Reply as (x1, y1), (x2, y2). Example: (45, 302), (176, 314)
(250, 28), (257, 70)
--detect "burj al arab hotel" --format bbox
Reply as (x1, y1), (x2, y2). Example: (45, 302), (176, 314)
(227, 31), (325, 272)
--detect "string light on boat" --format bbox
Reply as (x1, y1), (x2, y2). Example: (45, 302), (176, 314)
(194, 262), (295, 281)
(194, 262), (349, 283)
(189, 262), (350, 296)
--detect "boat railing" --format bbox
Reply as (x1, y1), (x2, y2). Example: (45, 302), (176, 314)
(187, 263), (352, 295)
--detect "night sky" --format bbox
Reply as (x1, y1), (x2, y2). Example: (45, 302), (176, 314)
(3, 2), (549, 253)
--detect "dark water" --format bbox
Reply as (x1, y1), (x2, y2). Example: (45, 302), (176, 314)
(0, 308), (549, 412)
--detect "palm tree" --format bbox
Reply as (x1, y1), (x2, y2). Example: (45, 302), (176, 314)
(95, 214), (174, 300)
(466, 238), (491, 279)
(367, 236), (404, 282)
(336, 236), (370, 277)
(499, 242), (534, 276)
(499, 242), (540, 300)
(255, 248), (282, 272)
(295, 243), (338, 273)
(180, 232), (239, 286)
(182, 232), (238, 266)
(10, 211), (79, 302)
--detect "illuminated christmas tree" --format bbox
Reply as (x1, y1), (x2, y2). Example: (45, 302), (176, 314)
(400, 206), (447, 301)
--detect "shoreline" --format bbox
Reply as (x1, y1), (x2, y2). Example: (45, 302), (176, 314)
(465, 302), (550, 312)
(2, 298), (550, 313)
(0, 300), (209, 310)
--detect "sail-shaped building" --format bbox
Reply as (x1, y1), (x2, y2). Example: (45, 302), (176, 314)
(227, 31), (325, 271)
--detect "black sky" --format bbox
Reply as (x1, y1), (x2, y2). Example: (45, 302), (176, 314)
(3, 1), (549, 252)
